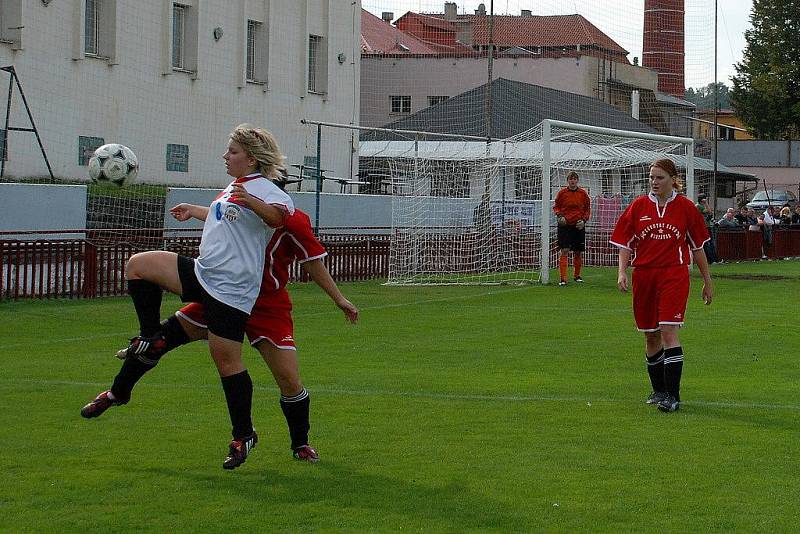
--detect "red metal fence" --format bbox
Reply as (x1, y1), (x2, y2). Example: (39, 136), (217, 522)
(1, 230), (390, 300)
(1, 228), (798, 300)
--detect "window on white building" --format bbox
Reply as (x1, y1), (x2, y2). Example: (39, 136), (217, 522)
(172, 4), (186, 69)
(170, 3), (197, 73)
(428, 96), (449, 106)
(83, 0), (117, 59)
(246, 20), (268, 84)
(390, 96), (412, 114)
(0, 0), (23, 48)
(307, 35), (327, 94)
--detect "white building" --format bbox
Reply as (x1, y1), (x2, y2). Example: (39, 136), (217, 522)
(0, 0), (361, 190)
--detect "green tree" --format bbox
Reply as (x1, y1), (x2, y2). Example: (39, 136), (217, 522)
(683, 83), (730, 110)
(730, 0), (800, 139)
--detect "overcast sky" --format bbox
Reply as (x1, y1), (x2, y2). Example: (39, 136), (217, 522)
(362, 1), (753, 88)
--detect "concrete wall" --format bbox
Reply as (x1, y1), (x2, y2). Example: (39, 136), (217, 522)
(0, 1), (361, 192)
(164, 188), (392, 233)
(360, 54), (659, 127)
(0, 183), (86, 238)
(718, 140), (800, 168)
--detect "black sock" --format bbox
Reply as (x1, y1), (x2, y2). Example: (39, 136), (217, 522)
(663, 346), (684, 401)
(127, 279), (163, 337)
(160, 315), (191, 352)
(110, 357), (155, 403)
(280, 388), (310, 450)
(645, 348), (665, 393)
(221, 370), (254, 440)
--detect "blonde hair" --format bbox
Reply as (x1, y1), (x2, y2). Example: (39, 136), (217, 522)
(229, 123), (286, 177)
(650, 158), (683, 192)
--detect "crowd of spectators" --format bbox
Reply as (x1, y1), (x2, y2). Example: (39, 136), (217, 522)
(709, 203), (800, 260)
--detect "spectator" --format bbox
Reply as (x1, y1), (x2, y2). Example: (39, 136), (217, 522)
(779, 205), (792, 225)
(696, 193), (717, 263)
(746, 208), (759, 230)
(792, 206), (800, 226)
(734, 206), (749, 226)
(717, 209), (740, 229)
(760, 206), (776, 259)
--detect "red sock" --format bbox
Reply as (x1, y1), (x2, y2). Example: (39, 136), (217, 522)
(574, 256), (583, 278)
(559, 256), (568, 281)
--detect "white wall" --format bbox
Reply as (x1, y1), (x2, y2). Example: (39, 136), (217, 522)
(0, 1), (361, 192)
(0, 183), (86, 238)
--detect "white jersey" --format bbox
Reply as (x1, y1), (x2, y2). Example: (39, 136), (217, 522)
(195, 173), (294, 313)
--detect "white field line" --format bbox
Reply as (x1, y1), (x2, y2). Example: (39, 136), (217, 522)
(3, 378), (799, 412)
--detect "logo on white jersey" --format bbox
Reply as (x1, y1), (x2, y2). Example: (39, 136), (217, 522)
(223, 205), (241, 223)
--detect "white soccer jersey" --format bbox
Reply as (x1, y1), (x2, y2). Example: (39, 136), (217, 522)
(195, 173), (294, 313)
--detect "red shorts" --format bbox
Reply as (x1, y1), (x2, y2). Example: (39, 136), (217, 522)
(177, 293), (296, 350)
(631, 265), (690, 332)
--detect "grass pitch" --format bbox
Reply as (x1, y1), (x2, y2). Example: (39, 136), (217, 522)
(1, 261), (798, 532)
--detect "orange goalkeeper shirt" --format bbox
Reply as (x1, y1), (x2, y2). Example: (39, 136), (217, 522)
(553, 187), (591, 225)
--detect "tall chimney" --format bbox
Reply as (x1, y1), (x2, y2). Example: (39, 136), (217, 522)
(642, 0), (685, 97)
(444, 2), (457, 21)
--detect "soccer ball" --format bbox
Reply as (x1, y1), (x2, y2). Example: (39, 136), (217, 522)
(88, 143), (138, 187)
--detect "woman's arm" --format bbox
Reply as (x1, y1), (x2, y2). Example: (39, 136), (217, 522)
(301, 259), (359, 323)
(617, 247), (632, 292)
(692, 247), (713, 305)
(229, 182), (288, 227)
(169, 203), (209, 222)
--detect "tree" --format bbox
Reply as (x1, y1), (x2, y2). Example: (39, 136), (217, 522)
(683, 83), (730, 110)
(730, 0), (800, 139)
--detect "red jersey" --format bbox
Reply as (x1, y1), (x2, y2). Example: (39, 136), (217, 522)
(255, 209), (327, 311)
(609, 192), (710, 268)
(553, 187), (591, 225)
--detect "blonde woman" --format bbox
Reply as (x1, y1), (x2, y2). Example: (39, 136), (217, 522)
(82, 124), (293, 469)
(610, 158), (713, 413)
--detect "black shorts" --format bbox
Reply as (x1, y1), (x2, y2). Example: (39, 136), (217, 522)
(176, 255), (249, 343)
(557, 225), (586, 252)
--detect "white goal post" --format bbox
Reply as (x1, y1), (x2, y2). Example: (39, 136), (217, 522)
(360, 119), (696, 286)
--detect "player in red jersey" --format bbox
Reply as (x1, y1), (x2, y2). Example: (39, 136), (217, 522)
(553, 171), (591, 285)
(83, 207), (358, 463)
(610, 158), (713, 413)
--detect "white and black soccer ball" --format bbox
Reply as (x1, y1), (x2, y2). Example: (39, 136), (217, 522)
(88, 143), (138, 187)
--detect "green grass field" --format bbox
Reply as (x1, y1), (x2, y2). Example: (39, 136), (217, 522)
(1, 261), (798, 532)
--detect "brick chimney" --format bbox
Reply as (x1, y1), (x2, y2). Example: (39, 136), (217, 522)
(642, 0), (685, 97)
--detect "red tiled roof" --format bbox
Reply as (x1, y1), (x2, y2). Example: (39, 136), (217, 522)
(361, 10), (474, 56)
(396, 12), (457, 32)
(360, 9), (442, 54)
(469, 14), (628, 55)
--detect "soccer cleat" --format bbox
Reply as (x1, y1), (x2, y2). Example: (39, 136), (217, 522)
(657, 395), (680, 413)
(558, 280), (567, 286)
(574, 276), (584, 283)
(80, 390), (123, 419)
(223, 431), (258, 470)
(292, 444), (320, 463)
(645, 391), (667, 405)
(117, 334), (167, 363)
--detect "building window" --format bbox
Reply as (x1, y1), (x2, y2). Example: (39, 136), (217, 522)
(166, 144), (189, 172)
(245, 19), (268, 83)
(172, 4), (186, 69)
(84, 0), (99, 55)
(390, 95), (412, 114)
(308, 35), (327, 93)
(81, 0), (116, 59)
(428, 96), (449, 106)
(78, 136), (105, 166)
(0, 1), (22, 46)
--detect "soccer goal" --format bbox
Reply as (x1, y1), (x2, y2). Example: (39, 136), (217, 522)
(364, 119), (696, 285)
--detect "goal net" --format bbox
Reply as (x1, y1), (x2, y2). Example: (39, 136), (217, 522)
(361, 119), (697, 285)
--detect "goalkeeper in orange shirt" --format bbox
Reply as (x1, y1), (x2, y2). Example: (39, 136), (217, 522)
(553, 171), (591, 285)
